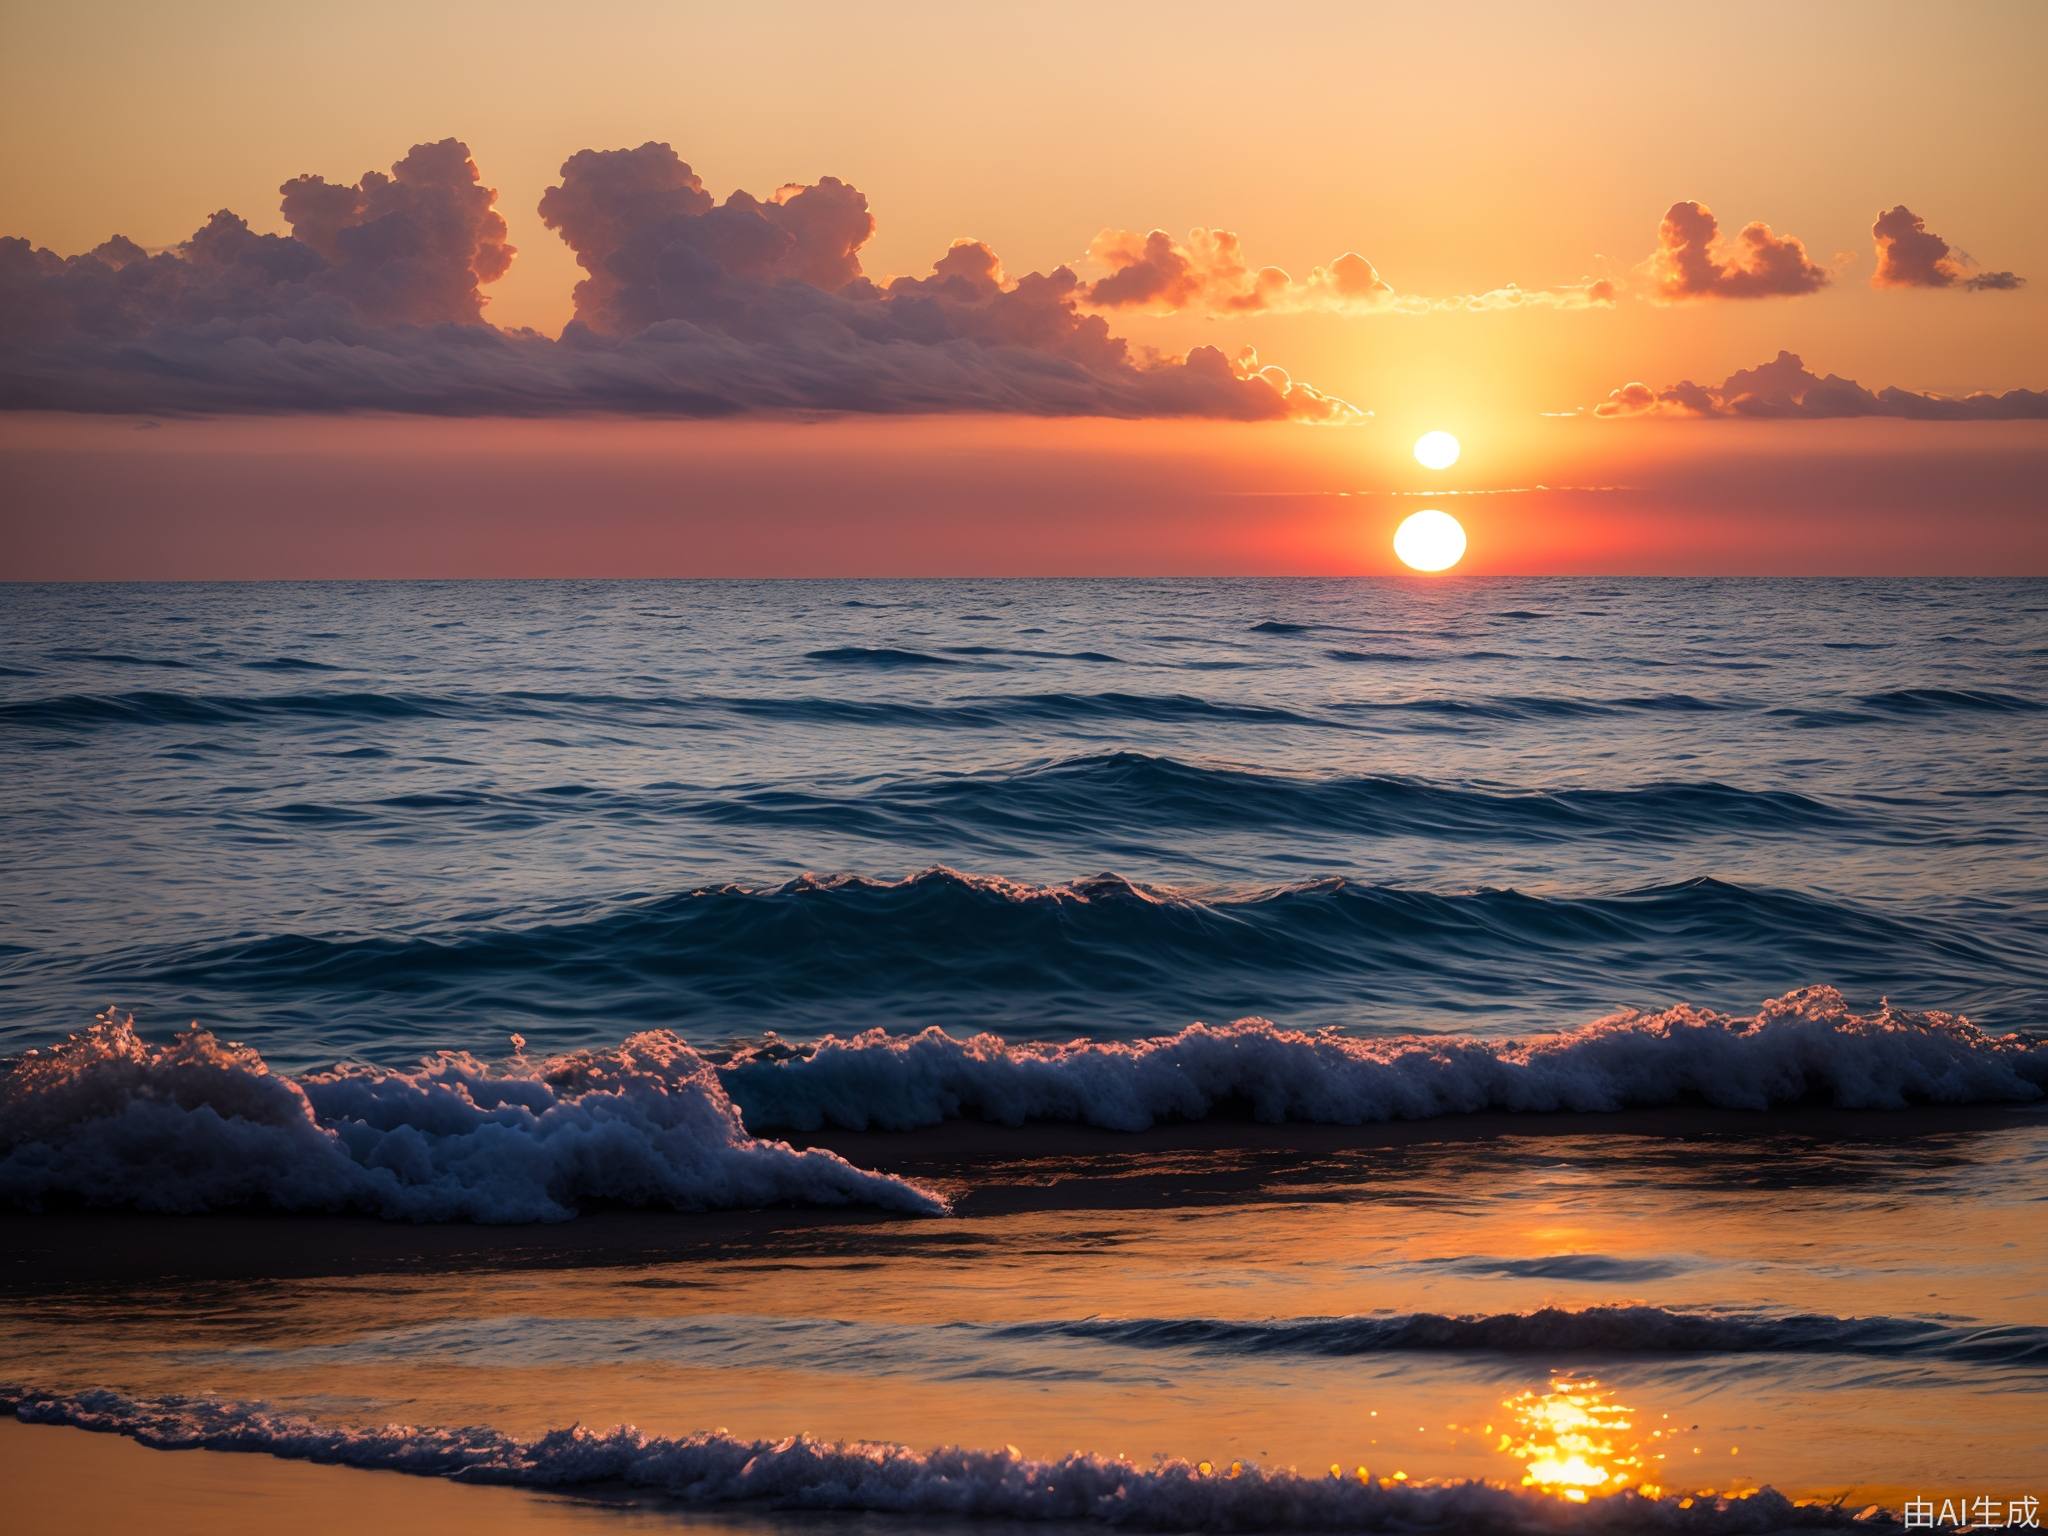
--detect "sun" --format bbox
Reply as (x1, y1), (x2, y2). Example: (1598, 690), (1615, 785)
(1394, 509), (1467, 572)
(1413, 430), (1461, 470)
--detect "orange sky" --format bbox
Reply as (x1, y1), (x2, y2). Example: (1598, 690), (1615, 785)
(1, 0), (2044, 575)
(6, 413), (2041, 577)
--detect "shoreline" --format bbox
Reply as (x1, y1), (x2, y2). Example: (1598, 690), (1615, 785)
(0, 1420), (678, 1536)
(0, 1405), (1921, 1536)
(3, 1100), (2038, 1290)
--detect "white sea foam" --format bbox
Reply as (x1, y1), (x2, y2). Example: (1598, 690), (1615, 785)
(3, 990), (2040, 1220)
(1, 1383), (1893, 1532)
(721, 987), (2048, 1132)
(0, 1013), (945, 1220)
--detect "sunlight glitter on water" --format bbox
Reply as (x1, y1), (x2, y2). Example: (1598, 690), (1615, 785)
(1500, 1378), (1661, 1502)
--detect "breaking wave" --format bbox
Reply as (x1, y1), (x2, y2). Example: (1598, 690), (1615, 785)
(2, 990), (2040, 1220)
(0, 1384), (1895, 1531)
(0, 1013), (943, 1221)
(4, 991), (2043, 1220)
(721, 987), (2048, 1132)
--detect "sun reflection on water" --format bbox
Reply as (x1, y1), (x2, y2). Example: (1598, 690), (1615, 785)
(1499, 1378), (1663, 1502)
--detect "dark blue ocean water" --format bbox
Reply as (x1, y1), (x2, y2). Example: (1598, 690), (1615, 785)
(2, 578), (2044, 1068)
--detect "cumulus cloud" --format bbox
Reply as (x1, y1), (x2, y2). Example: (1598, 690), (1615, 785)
(0, 141), (1354, 421)
(278, 138), (516, 324)
(1079, 227), (1614, 315)
(1591, 351), (2048, 420)
(1645, 201), (1829, 300)
(1080, 228), (1385, 313)
(0, 139), (512, 350)
(537, 145), (875, 330)
(1871, 204), (2024, 291)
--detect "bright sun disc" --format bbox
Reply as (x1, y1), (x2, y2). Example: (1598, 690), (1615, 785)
(1394, 509), (1467, 572)
(1413, 430), (1461, 469)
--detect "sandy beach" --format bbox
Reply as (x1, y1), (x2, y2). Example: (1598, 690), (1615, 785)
(6, 1101), (2043, 1530)
(1, 1420), (691, 1536)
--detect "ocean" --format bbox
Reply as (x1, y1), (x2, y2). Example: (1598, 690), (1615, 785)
(2, 576), (2045, 1531)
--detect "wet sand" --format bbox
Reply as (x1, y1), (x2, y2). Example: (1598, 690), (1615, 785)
(0, 1420), (683, 1536)
(4, 1103), (2042, 1530)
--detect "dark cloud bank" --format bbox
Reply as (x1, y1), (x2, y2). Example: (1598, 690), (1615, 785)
(0, 139), (1352, 420)
(1595, 351), (2048, 420)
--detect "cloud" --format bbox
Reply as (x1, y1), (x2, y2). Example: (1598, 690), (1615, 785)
(278, 138), (516, 324)
(1591, 351), (2048, 420)
(0, 139), (512, 352)
(0, 141), (1355, 422)
(1080, 228), (1385, 314)
(1079, 227), (1614, 315)
(537, 145), (875, 330)
(1430, 278), (1618, 313)
(1645, 201), (1829, 300)
(1871, 204), (2024, 291)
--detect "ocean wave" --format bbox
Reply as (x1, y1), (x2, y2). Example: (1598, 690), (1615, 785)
(806, 752), (1863, 842)
(239, 656), (346, 673)
(43, 649), (196, 669)
(1770, 688), (2046, 727)
(804, 646), (977, 668)
(883, 692), (1333, 729)
(115, 870), (2042, 1033)
(4, 991), (2037, 1219)
(148, 872), (2031, 1003)
(30, 683), (2021, 739)
(0, 688), (471, 730)
(720, 986), (2047, 1132)
(943, 644), (1123, 663)
(215, 1304), (2048, 1379)
(1422, 1254), (1690, 1283)
(0, 1383), (1894, 1532)
(993, 1307), (2048, 1371)
(1858, 687), (2043, 715)
(1323, 648), (1440, 664)
(1331, 693), (1735, 723)
(0, 1012), (943, 1221)
(1, 687), (1342, 734)
(238, 754), (1869, 847)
